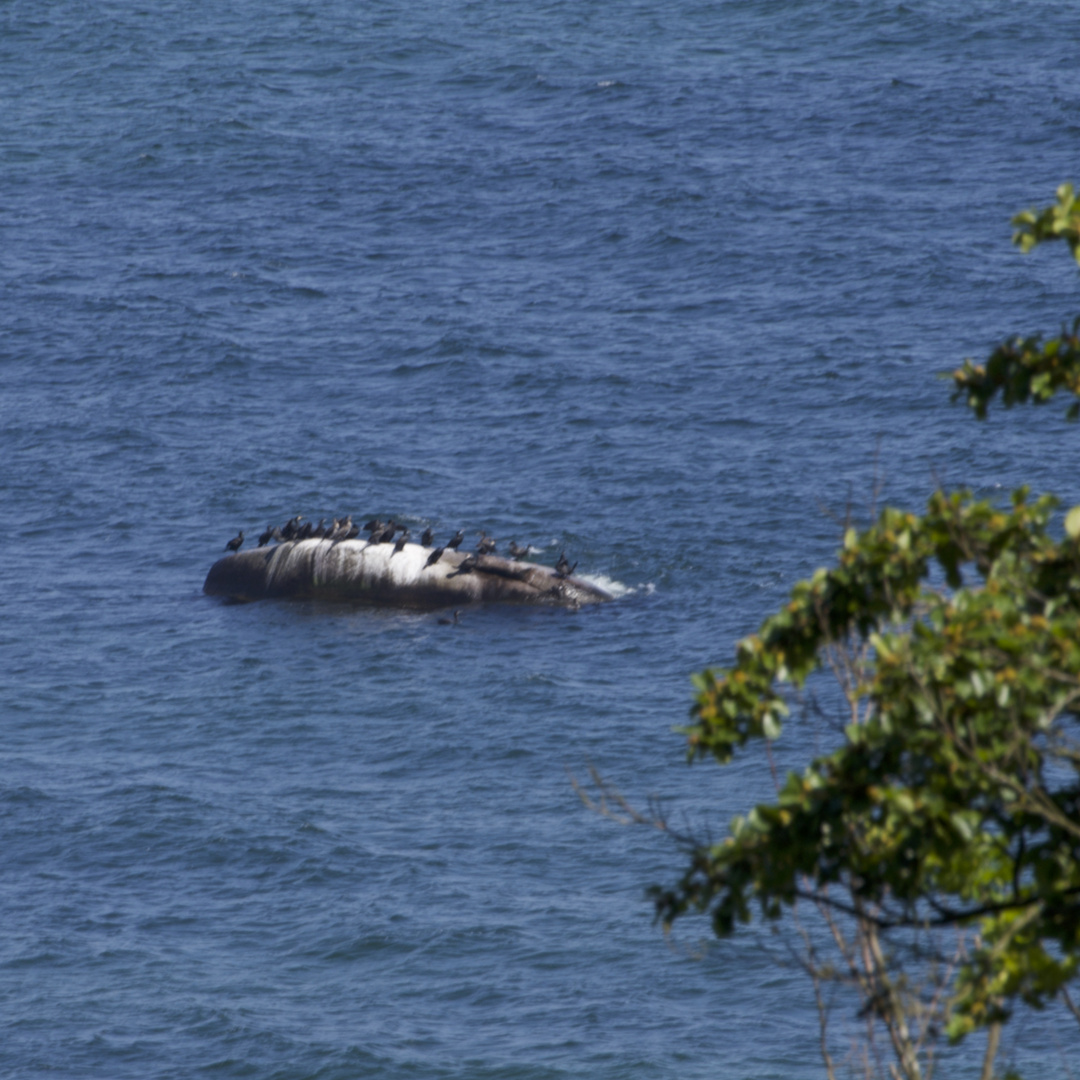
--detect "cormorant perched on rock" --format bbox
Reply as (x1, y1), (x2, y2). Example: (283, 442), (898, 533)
(298, 521), (314, 540)
(438, 610), (461, 626)
(312, 518), (327, 538)
(424, 546), (445, 568)
(392, 530), (410, 555)
(363, 518), (382, 533)
(372, 520), (398, 544)
(225, 531), (244, 552)
(281, 516), (303, 541)
(476, 533), (497, 555)
(421, 527), (434, 547)
(447, 530), (465, 550)
(258, 526), (274, 547)
(555, 552), (577, 578)
(328, 516), (353, 542)
(453, 553), (478, 575)
(344, 520), (359, 540)
(507, 541), (529, 559)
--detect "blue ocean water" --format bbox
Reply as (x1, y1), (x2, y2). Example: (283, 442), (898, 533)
(3, 1), (1080, 1076)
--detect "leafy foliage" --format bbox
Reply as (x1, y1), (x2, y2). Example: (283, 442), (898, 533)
(655, 191), (1080, 1079)
(953, 184), (1080, 420)
(1013, 182), (1080, 262)
(952, 318), (1080, 420)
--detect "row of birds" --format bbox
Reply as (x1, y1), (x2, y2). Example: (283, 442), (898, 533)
(223, 516), (579, 577)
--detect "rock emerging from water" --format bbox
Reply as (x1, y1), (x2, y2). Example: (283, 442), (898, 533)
(203, 538), (612, 608)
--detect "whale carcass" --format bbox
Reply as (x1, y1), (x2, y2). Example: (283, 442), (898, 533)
(203, 538), (613, 608)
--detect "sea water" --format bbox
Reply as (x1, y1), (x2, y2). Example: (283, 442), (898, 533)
(3, 1), (1080, 1076)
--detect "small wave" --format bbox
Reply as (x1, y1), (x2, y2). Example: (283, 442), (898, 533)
(578, 573), (635, 599)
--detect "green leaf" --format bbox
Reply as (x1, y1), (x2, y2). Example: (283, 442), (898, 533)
(1065, 505), (1080, 540)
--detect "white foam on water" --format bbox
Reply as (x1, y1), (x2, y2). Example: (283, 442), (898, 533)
(578, 573), (635, 599)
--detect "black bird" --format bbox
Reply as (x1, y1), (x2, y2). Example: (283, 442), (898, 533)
(456, 553), (478, 574)
(330, 516), (353, 542)
(374, 520), (398, 544)
(438, 610), (461, 626)
(424, 546), (445, 568)
(281, 516), (303, 541)
(507, 541), (529, 559)
(225, 530), (244, 552)
(392, 530), (410, 555)
(298, 521), (314, 540)
(345, 520), (359, 540)
(555, 552), (577, 578)
(258, 526), (274, 547)
(475, 533), (496, 555)
(447, 530), (465, 550)
(312, 518), (327, 538)
(421, 527), (434, 547)
(363, 518), (382, 533)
